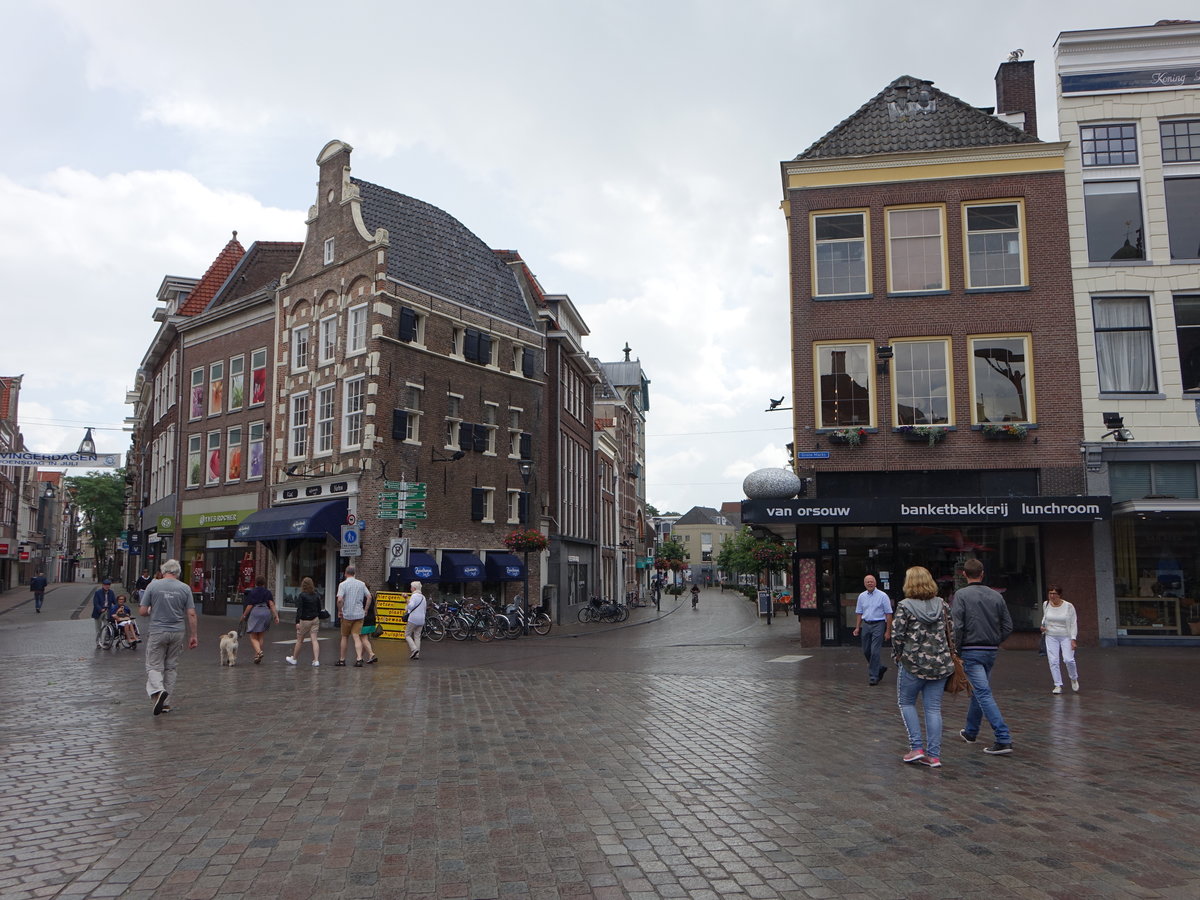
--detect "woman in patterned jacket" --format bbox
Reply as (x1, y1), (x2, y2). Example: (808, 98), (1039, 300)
(891, 566), (956, 769)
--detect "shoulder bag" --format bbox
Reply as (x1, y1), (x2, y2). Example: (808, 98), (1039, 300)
(943, 606), (971, 694)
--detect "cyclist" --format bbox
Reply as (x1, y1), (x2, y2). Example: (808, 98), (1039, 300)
(690, 584), (700, 609)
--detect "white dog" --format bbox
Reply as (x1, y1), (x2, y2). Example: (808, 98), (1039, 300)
(219, 630), (239, 666)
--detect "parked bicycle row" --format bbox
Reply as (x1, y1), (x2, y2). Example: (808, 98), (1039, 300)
(384, 595), (553, 643)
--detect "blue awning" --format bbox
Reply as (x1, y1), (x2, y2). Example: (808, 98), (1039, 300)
(441, 551), (486, 582)
(390, 551), (440, 586)
(485, 552), (526, 581)
(234, 499), (348, 542)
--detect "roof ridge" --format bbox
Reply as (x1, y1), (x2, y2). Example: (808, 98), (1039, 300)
(177, 232), (246, 317)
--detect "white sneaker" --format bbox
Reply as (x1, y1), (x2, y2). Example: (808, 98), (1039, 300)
(285, 656), (297, 666)
(1071, 679), (1079, 692)
(1052, 685), (1062, 694)
(311, 660), (320, 667)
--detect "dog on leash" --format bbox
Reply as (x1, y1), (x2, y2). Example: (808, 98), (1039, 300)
(219, 630), (239, 666)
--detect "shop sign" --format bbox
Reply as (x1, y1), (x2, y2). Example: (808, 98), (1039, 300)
(741, 495), (1111, 526)
(157, 515), (175, 532)
(181, 508), (258, 530)
(1061, 67), (1200, 95)
(0, 542), (9, 557)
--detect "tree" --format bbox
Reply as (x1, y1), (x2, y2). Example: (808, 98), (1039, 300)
(65, 470), (125, 568)
(716, 528), (761, 580)
(646, 502), (661, 517)
(653, 538), (689, 586)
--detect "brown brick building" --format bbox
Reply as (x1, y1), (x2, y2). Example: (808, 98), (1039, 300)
(745, 61), (1109, 647)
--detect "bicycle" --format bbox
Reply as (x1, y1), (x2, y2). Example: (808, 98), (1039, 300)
(449, 600), (499, 642)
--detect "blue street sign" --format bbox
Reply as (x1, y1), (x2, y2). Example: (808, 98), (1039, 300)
(796, 451), (831, 459)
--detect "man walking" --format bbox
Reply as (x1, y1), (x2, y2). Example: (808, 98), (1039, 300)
(853, 574), (892, 685)
(952, 559), (1014, 755)
(30, 571), (48, 613)
(138, 560), (198, 716)
(92, 579), (117, 639)
(335, 565), (371, 667)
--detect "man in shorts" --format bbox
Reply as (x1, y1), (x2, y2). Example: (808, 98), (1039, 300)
(335, 565), (371, 667)
(139, 559), (198, 715)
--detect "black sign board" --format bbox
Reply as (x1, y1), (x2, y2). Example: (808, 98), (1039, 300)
(1061, 67), (1200, 95)
(741, 495), (1110, 526)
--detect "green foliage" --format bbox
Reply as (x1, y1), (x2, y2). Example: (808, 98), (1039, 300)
(716, 527), (793, 578)
(646, 503), (661, 517)
(655, 539), (689, 566)
(65, 470), (125, 560)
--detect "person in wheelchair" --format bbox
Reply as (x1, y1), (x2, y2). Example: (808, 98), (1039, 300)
(111, 594), (140, 647)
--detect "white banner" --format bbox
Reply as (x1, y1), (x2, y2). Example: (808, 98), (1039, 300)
(0, 452), (122, 468)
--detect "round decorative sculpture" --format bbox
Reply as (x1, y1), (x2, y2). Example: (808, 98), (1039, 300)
(742, 467), (802, 500)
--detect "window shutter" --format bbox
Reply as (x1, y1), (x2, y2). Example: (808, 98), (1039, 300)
(464, 329), (480, 363)
(391, 409), (407, 440)
(519, 432), (532, 460)
(458, 424), (474, 452)
(470, 487), (486, 521)
(518, 491), (529, 525)
(522, 347), (537, 378)
(478, 333), (492, 365)
(398, 308), (417, 342)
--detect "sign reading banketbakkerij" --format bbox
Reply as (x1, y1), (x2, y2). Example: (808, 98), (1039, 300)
(0, 451), (121, 468)
(741, 496), (1110, 525)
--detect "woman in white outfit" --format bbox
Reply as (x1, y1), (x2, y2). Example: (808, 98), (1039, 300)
(1040, 585), (1079, 694)
(405, 581), (427, 660)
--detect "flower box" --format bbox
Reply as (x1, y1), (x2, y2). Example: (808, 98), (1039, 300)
(828, 428), (867, 446)
(982, 424), (1029, 441)
(897, 427), (946, 445)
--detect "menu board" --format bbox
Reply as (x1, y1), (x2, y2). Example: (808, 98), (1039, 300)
(374, 591), (410, 640)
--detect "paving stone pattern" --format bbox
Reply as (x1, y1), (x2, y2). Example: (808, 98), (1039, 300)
(1, 583), (1198, 898)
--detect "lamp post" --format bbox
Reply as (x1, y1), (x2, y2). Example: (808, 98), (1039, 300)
(518, 458), (533, 635)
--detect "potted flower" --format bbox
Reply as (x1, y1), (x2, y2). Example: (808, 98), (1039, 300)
(896, 424), (946, 446)
(502, 528), (548, 553)
(982, 423), (1029, 441)
(828, 427), (868, 446)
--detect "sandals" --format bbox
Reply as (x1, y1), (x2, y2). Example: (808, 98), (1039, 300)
(254, 652), (264, 664)
(366, 655), (379, 664)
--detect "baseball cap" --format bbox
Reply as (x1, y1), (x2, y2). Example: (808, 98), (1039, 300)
(102, 578), (112, 584)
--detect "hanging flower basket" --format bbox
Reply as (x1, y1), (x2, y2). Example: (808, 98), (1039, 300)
(896, 425), (946, 446)
(752, 544), (791, 569)
(828, 427), (868, 446)
(503, 529), (548, 553)
(982, 423), (1029, 441)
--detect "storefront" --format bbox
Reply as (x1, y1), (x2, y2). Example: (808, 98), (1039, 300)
(1111, 500), (1200, 639)
(179, 496), (261, 615)
(743, 495), (1109, 647)
(386, 549), (526, 604)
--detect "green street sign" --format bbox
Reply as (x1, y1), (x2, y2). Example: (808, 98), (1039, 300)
(403, 487), (427, 500)
(401, 501), (426, 510)
(377, 501), (401, 511)
(398, 511), (428, 520)
(377, 510), (400, 519)
(378, 491), (400, 501)
(384, 481), (428, 492)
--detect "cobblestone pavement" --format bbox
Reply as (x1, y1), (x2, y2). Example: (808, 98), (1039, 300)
(1, 583), (1199, 899)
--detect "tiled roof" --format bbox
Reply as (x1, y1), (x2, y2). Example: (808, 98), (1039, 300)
(353, 179), (533, 328)
(177, 233), (246, 317)
(676, 506), (724, 526)
(208, 241), (302, 310)
(796, 76), (1040, 160)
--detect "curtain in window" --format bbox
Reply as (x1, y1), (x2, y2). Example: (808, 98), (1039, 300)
(1094, 298), (1155, 392)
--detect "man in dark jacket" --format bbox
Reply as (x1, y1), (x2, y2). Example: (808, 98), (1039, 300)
(952, 559), (1014, 755)
(30, 571), (48, 613)
(92, 579), (117, 640)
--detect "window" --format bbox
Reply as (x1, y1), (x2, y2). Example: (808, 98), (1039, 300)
(208, 361), (224, 415)
(398, 307), (424, 344)
(452, 327), (464, 357)
(400, 384), (422, 441)
(1093, 297), (1156, 393)
(292, 325), (310, 371)
(507, 489), (524, 524)
(187, 434), (202, 488)
(323, 237), (334, 265)
(315, 385), (335, 454)
(343, 377), (365, 447)
(964, 202), (1025, 288)
(1084, 181), (1144, 261)
(892, 339), (951, 426)
(1165, 178), (1200, 260)
(471, 487), (495, 522)
(206, 432), (221, 486)
(1111, 462), (1199, 502)
(815, 342), (872, 428)
(250, 349), (267, 406)
(290, 394), (310, 457)
(319, 316), (337, 365)
(969, 335), (1033, 423)
(190, 368), (204, 419)
(1162, 120), (1200, 163)
(812, 211), (868, 296)
(445, 394), (462, 448)
(247, 422), (265, 480)
(228, 355), (245, 411)
(1174, 296), (1200, 393)
(226, 426), (242, 481)
(1080, 123), (1138, 166)
(167, 350), (178, 410)
(461, 328), (493, 365)
(887, 207), (945, 292)
(508, 407), (523, 457)
(481, 403), (498, 454)
(347, 304), (368, 354)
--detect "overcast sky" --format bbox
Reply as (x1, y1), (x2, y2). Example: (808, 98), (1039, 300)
(1, 0), (1178, 514)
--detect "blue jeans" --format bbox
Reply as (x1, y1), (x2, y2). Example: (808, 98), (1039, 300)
(961, 649), (1011, 744)
(861, 620), (886, 680)
(897, 668), (947, 757)
(34, 591), (44, 611)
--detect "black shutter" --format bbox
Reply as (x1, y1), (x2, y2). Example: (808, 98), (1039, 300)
(398, 308), (417, 342)
(470, 487), (486, 521)
(472, 424), (489, 453)
(518, 491), (529, 525)
(458, 424), (474, 452)
(519, 432), (532, 460)
(463, 329), (480, 363)
(391, 409), (407, 440)
(478, 333), (492, 365)
(521, 347), (537, 378)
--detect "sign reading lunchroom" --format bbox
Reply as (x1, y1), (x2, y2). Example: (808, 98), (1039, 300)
(742, 496), (1110, 526)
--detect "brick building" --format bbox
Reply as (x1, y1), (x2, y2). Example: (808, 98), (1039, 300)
(745, 61), (1108, 647)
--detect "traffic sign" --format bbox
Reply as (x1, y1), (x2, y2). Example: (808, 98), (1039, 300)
(340, 525), (361, 556)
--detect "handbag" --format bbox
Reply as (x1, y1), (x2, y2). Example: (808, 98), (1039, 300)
(317, 608), (331, 620)
(943, 607), (971, 694)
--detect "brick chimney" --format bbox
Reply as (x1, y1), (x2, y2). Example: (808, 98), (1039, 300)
(995, 59), (1037, 138)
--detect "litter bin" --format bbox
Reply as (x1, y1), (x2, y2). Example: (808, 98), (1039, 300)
(200, 593), (227, 616)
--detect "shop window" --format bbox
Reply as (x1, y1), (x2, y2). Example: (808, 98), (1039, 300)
(315, 385), (335, 454)
(1084, 181), (1144, 261)
(964, 202), (1025, 288)
(1093, 297), (1156, 393)
(1162, 119), (1200, 163)
(815, 342), (873, 427)
(250, 349), (267, 406)
(292, 325), (310, 371)
(228, 355), (245, 411)
(247, 422), (265, 480)
(887, 206), (945, 293)
(1174, 296), (1200, 393)
(812, 211), (869, 297)
(1080, 123), (1138, 166)
(891, 339), (951, 426)
(1112, 516), (1199, 636)
(226, 426), (242, 481)
(347, 304), (368, 355)
(290, 394), (310, 458)
(1111, 462), (1198, 502)
(343, 377), (365, 447)
(208, 361), (224, 415)
(969, 334), (1033, 423)
(206, 432), (221, 486)
(187, 434), (202, 488)
(1165, 177), (1200, 260)
(190, 368), (204, 420)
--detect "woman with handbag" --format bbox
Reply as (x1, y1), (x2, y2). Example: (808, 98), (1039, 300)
(285, 576), (323, 667)
(405, 580), (427, 660)
(1040, 586), (1080, 694)
(891, 566), (956, 768)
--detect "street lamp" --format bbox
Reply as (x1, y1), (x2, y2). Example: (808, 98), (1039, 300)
(78, 428), (97, 457)
(518, 458), (533, 635)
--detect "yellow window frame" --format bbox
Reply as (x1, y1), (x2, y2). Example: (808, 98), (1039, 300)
(967, 332), (1035, 424)
(809, 208), (872, 298)
(889, 336), (955, 427)
(813, 340), (876, 429)
(884, 204), (948, 294)
(962, 199), (1028, 290)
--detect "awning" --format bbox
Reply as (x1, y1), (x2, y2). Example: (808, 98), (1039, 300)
(390, 551), (440, 585)
(485, 552), (525, 581)
(441, 551), (486, 581)
(234, 499), (348, 542)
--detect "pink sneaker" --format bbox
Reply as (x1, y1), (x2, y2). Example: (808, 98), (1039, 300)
(919, 755), (942, 768)
(902, 749), (925, 763)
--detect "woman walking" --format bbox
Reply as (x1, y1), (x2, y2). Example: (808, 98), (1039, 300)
(1041, 586), (1079, 694)
(405, 580), (427, 660)
(285, 577), (322, 667)
(891, 566), (956, 768)
(240, 575), (278, 664)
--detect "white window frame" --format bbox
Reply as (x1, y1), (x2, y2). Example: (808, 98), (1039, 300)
(507, 489), (523, 524)
(347, 304), (368, 355)
(208, 361), (224, 416)
(323, 237), (335, 265)
(290, 393), (310, 458)
(292, 325), (310, 371)
(508, 407), (523, 458)
(315, 385), (335, 455)
(402, 384), (422, 443)
(445, 393), (462, 449)
(482, 402), (498, 455)
(187, 434), (202, 488)
(247, 421), (265, 481)
(319, 316), (337, 366)
(342, 376), (366, 448)
(190, 368), (204, 420)
(206, 431), (221, 486)
(250, 348), (267, 407)
(480, 487), (495, 524)
(167, 350), (178, 411)
(228, 355), (245, 411)
(226, 425), (243, 482)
